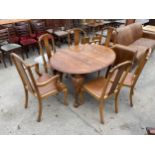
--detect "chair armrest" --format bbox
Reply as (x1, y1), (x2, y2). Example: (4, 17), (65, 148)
(36, 75), (60, 87)
(143, 31), (155, 40)
(28, 63), (42, 76)
(111, 44), (137, 53)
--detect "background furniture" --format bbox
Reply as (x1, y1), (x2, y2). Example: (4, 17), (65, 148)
(0, 50), (6, 67)
(11, 53), (68, 122)
(111, 23), (155, 64)
(15, 24), (37, 57)
(0, 28), (22, 66)
(50, 44), (116, 107)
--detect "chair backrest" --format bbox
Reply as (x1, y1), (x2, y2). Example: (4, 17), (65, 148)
(125, 19), (136, 26)
(15, 24), (30, 37)
(38, 33), (56, 72)
(92, 35), (102, 45)
(2, 24), (17, 37)
(31, 21), (46, 34)
(68, 28), (87, 46)
(0, 28), (9, 44)
(104, 27), (116, 47)
(133, 48), (151, 86)
(101, 61), (132, 99)
(105, 44), (136, 78)
(11, 53), (37, 94)
(112, 44), (136, 66)
(15, 21), (29, 26)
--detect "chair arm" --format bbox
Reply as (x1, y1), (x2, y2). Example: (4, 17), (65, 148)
(36, 75), (60, 87)
(28, 63), (42, 76)
(143, 31), (155, 40)
(111, 44), (137, 53)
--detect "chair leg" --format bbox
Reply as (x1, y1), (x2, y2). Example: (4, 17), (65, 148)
(99, 100), (104, 124)
(24, 88), (28, 109)
(115, 93), (119, 113)
(97, 71), (101, 77)
(129, 88), (134, 107)
(63, 88), (68, 106)
(79, 87), (84, 105)
(37, 98), (43, 122)
(8, 53), (13, 66)
(2, 53), (7, 68)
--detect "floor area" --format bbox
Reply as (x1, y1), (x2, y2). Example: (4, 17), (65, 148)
(0, 47), (155, 135)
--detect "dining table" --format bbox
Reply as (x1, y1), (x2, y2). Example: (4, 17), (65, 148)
(50, 44), (116, 107)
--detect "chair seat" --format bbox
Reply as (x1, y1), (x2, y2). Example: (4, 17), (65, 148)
(9, 36), (19, 43)
(20, 38), (37, 46)
(1, 43), (21, 51)
(0, 41), (8, 46)
(36, 73), (58, 97)
(83, 77), (113, 99)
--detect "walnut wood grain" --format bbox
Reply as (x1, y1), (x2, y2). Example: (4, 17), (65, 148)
(50, 44), (116, 74)
(50, 44), (115, 107)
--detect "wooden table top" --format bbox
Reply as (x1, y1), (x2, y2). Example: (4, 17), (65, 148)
(50, 44), (116, 74)
(0, 19), (30, 25)
(143, 25), (155, 33)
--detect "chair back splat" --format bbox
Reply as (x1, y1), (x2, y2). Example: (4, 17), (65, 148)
(68, 28), (87, 46)
(102, 61), (132, 98)
(38, 33), (56, 72)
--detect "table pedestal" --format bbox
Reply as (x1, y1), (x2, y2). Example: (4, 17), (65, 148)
(71, 75), (85, 107)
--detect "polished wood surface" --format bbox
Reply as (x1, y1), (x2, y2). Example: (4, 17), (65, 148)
(0, 19), (29, 25)
(50, 44), (116, 74)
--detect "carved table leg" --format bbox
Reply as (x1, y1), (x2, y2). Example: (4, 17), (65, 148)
(71, 75), (85, 108)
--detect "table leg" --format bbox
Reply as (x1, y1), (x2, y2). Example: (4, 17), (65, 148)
(71, 75), (85, 108)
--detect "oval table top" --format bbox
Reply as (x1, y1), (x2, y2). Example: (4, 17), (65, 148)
(50, 44), (116, 74)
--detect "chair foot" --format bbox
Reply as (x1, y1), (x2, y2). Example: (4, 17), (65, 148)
(99, 101), (104, 124)
(37, 99), (42, 122)
(129, 90), (133, 107)
(115, 93), (119, 113)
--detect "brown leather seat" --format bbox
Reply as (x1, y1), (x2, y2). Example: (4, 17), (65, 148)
(112, 23), (155, 64)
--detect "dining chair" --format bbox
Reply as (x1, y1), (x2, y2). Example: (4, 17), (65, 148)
(15, 24), (37, 58)
(80, 61), (132, 124)
(31, 21), (47, 39)
(119, 48), (151, 107)
(34, 33), (56, 73)
(2, 24), (19, 43)
(67, 28), (87, 46)
(0, 28), (22, 66)
(11, 53), (68, 122)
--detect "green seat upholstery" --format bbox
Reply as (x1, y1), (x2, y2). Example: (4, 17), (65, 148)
(1, 43), (21, 52)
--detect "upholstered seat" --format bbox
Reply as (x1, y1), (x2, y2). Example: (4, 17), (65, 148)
(131, 38), (155, 49)
(9, 36), (19, 43)
(20, 38), (37, 46)
(1, 43), (21, 51)
(112, 23), (155, 63)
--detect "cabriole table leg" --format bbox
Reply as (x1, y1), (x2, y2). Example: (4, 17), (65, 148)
(71, 75), (84, 108)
